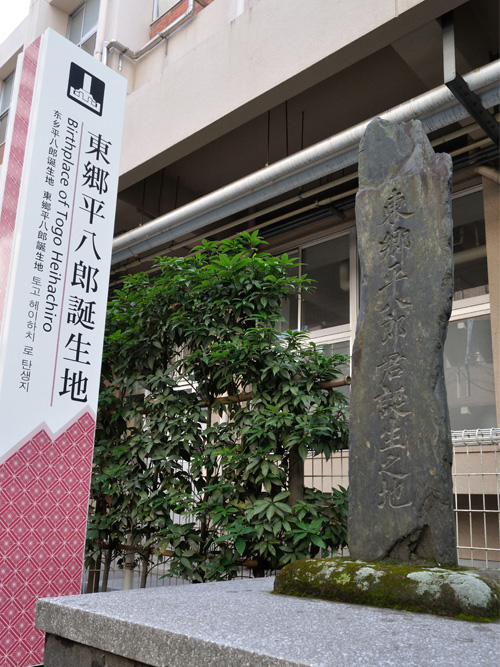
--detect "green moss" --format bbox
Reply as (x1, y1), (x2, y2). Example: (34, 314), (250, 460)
(273, 557), (500, 621)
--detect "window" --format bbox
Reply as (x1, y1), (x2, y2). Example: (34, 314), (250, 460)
(279, 230), (357, 343)
(446, 187), (495, 430)
(277, 230), (357, 393)
(153, 0), (181, 21)
(302, 235), (350, 331)
(452, 189), (488, 302)
(444, 315), (496, 430)
(277, 186), (495, 430)
(67, 0), (100, 56)
(0, 71), (15, 145)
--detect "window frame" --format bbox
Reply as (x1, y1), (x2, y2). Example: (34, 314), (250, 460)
(0, 71), (15, 146)
(444, 312), (496, 430)
(67, 0), (100, 53)
(450, 184), (489, 309)
(280, 226), (358, 353)
(152, 0), (182, 22)
(275, 183), (494, 426)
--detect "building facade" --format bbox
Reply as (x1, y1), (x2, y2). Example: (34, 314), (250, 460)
(1, 0), (499, 564)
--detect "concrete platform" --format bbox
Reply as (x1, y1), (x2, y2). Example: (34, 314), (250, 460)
(36, 576), (500, 666)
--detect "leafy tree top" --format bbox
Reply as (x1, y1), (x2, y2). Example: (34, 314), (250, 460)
(104, 231), (311, 397)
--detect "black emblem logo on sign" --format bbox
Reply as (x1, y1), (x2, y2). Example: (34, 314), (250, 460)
(67, 63), (105, 116)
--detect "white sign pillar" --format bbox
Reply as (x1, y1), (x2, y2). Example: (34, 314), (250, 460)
(0, 29), (126, 667)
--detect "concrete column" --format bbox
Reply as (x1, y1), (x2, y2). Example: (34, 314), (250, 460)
(481, 169), (500, 426)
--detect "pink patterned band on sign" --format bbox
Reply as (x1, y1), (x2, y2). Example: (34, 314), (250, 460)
(0, 411), (96, 667)
(0, 38), (40, 331)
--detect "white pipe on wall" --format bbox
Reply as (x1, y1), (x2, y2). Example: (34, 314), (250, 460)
(102, 0), (195, 66)
(111, 60), (500, 266)
(94, 0), (110, 62)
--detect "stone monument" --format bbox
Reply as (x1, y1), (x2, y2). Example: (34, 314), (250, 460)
(348, 117), (457, 565)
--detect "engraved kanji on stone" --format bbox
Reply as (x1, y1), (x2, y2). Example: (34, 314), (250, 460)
(374, 385), (411, 419)
(380, 450), (404, 473)
(378, 304), (408, 345)
(380, 417), (406, 451)
(378, 471), (412, 509)
(376, 352), (406, 385)
(381, 188), (414, 226)
(379, 227), (411, 262)
(379, 262), (408, 292)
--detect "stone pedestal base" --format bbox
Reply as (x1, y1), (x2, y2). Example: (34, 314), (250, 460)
(36, 577), (500, 667)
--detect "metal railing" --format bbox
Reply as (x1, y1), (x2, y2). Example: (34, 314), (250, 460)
(305, 428), (500, 569)
(452, 428), (500, 569)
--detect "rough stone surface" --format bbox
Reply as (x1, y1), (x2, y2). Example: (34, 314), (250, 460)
(348, 117), (456, 564)
(43, 633), (151, 667)
(274, 557), (500, 621)
(36, 577), (500, 667)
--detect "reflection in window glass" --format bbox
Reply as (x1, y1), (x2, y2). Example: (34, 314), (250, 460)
(67, 0), (100, 51)
(452, 191), (488, 301)
(302, 235), (350, 331)
(68, 5), (84, 44)
(153, 0), (180, 20)
(277, 249), (299, 332)
(444, 315), (496, 430)
(83, 0), (100, 34)
(81, 32), (97, 56)
(320, 340), (350, 362)
(0, 72), (15, 145)
(318, 340), (350, 402)
(0, 114), (8, 145)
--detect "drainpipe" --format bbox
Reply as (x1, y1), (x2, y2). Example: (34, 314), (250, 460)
(111, 60), (500, 266)
(94, 0), (110, 62)
(103, 0), (195, 67)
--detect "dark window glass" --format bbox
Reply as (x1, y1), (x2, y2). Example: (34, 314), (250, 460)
(452, 191), (488, 301)
(444, 315), (496, 430)
(302, 235), (350, 331)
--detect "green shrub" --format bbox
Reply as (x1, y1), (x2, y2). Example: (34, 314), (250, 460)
(87, 232), (349, 584)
